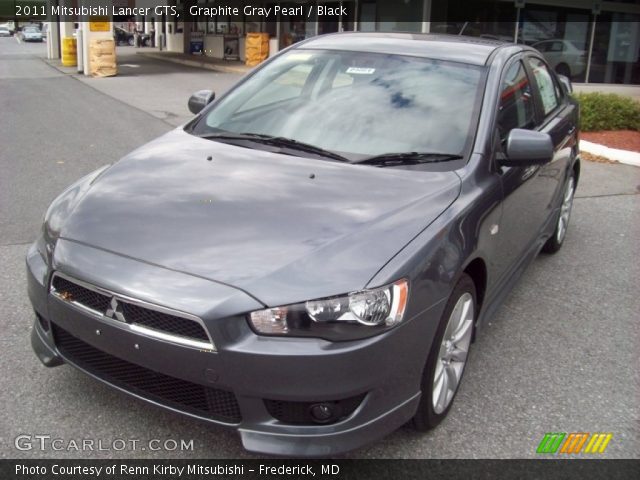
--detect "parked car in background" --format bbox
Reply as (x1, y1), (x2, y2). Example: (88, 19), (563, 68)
(114, 26), (135, 46)
(114, 26), (150, 46)
(21, 26), (43, 42)
(0, 21), (15, 35)
(532, 39), (586, 79)
(29, 33), (580, 456)
(0, 26), (11, 37)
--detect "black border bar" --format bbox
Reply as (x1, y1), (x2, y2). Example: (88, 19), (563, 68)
(3, 459), (640, 480)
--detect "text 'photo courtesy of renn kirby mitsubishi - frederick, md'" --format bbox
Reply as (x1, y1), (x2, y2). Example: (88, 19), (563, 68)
(1, 0), (639, 479)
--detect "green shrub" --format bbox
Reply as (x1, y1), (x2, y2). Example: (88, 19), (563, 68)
(573, 92), (640, 132)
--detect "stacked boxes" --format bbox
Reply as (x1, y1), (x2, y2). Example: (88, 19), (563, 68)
(245, 33), (270, 67)
(89, 38), (117, 77)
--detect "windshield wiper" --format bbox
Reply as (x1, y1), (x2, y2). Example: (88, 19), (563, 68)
(198, 132), (349, 163)
(199, 132), (272, 141)
(352, 152), (464, 167)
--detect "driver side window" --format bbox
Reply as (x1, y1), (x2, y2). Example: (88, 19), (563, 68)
(497, 61), (536, 142)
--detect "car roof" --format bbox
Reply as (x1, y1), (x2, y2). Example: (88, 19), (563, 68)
(298, 32), (518, 66)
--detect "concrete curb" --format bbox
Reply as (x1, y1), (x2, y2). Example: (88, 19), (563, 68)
(580, 140), (640, 167)
(136, 51), (251, 75)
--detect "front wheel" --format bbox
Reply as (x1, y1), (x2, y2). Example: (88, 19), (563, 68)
(542, 173), (575, 254)
(413, 274), (476, 430)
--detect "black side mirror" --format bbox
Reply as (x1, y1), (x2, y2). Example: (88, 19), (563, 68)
(501, 129), (554, 167)
(557, 74), (573, 94)
(188, 90), (215, 115)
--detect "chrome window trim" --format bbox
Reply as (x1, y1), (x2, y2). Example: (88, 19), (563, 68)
(49, 271), (216, 352)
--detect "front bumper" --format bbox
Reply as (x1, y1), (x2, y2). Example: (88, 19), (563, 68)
(27, 239), (444, 456)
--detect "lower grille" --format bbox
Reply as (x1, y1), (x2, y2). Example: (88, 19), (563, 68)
(53, 324), (241, 423)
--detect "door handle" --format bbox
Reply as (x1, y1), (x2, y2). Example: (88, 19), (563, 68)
(521, 165), (539, 181)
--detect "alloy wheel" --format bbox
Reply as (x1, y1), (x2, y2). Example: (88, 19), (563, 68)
(432, 292), (474, 414)
(557, 177), (575, 244)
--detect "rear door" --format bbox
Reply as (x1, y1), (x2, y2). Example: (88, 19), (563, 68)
(524, 55), (577, 227)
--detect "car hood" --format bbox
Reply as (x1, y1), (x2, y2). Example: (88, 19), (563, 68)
(60, 129), (460, 306)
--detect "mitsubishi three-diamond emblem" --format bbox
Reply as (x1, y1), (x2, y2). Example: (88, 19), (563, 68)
(105, 297), (126, 322)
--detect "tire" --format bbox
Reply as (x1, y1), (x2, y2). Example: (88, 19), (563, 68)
(542, 172), (575, 254)
(128, 37), (135, 47)
(413, 274), (476, 431)
(556, 63), (571, 78)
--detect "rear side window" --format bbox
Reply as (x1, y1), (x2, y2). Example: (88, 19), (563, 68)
(527, 57), (561, 116)
(497, 61), (536, 141)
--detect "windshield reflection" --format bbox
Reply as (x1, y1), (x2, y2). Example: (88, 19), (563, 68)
(193, 49), (485, 160)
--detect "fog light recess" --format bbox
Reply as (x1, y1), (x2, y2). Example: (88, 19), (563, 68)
(264, 394), (366, 425)
(309, 403), (335, 423)
(36, 313), (50, 332)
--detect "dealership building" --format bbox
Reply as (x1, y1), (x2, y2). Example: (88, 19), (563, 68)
(31, 0), (640, 85)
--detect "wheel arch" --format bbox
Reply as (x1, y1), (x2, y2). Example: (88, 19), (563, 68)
(572, 155), (581, 187)
(462, 257), (487, 313)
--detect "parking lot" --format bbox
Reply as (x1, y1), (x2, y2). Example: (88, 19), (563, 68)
(1, 36), (638, 459)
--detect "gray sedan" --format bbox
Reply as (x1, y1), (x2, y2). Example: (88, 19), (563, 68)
(28, 33), (579, 456)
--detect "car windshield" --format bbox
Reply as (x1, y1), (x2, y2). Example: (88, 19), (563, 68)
(24, 27), (38, 33)
(191, 49), (485, 160)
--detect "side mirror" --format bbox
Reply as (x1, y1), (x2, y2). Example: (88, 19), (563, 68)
(188, 90), (215, 115)
(557, 74), (573, 94)
(502, 129), (554, 167)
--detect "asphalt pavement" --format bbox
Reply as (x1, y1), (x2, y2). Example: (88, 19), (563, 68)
(48, 45), (242, 127)
(1, 37), (638, 459)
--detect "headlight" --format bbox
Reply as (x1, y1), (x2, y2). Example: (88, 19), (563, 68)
(248, 280), (409, 341)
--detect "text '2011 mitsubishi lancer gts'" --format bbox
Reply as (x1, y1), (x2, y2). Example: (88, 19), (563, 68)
(28, 33), (579, 456)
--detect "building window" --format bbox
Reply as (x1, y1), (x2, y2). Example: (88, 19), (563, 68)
(589, 12), (640, 84)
